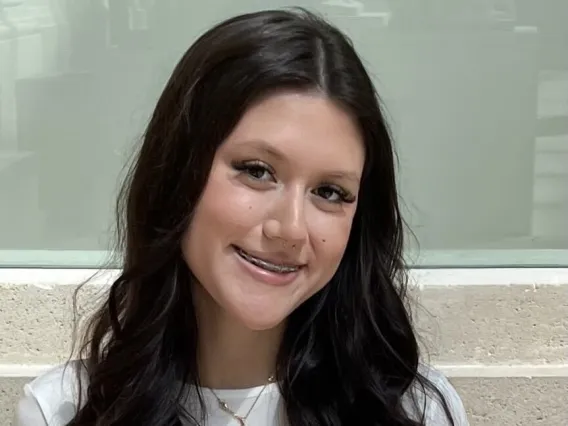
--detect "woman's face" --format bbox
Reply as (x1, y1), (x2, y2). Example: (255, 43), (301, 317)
(182, 91), (364, 330)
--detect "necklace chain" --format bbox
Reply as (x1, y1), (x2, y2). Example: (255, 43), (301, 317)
(209, 376), (275, 426)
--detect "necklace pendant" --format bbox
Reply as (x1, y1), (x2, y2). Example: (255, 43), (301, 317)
(234, 415), (246, 426)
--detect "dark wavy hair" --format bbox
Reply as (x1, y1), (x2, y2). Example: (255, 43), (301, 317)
(69, 8), (454, 426)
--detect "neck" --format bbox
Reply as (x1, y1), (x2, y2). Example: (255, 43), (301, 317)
(193, 283), (284, 389)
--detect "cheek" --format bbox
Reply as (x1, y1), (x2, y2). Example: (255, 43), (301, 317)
(310, 214), (354, 269)
(193, 172), (267, 238)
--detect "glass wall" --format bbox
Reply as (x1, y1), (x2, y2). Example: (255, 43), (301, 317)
(1, 0), (567, 267)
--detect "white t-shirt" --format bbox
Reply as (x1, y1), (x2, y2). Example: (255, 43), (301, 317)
(14, 361), (469, 425)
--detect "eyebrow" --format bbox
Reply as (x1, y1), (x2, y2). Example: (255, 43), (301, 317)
(238, 139), (361, 184)
(243, 140), (286, 161)
(324, 171), (361, 185)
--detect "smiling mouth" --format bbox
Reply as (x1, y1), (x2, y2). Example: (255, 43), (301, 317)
(234, 246), (302, 274)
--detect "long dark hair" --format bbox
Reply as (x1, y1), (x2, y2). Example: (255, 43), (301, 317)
(69, 8), (454, 426)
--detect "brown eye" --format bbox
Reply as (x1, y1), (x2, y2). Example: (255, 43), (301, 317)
(314, 185), (356, 204)
(232, 160), (276, 182)
(247, 165), (270, 180)
(315, 186), (338, 201)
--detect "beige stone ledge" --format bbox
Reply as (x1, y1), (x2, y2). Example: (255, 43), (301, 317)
(0, 283), (567, 365)
(450, 376), (568, 426)
(416, 284), (568, 365)
(1, 376), (567, 426)
(1, 377), (25, 426)
(0, 284), (103, 364)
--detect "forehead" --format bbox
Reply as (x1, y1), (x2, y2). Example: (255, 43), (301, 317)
(223, 91), (365, 176)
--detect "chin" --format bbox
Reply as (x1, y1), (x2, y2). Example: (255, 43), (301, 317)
(233, 307), (288, 332)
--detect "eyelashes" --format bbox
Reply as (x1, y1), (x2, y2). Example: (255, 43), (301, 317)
(232, 160), (275, 182)
(315, 184), (356, 204)
(231, 160), (356, 205)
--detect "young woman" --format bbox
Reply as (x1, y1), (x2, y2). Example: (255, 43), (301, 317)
(15, 8), (468, 426)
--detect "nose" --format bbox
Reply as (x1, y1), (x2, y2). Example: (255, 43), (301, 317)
(263, 186), (308, 246)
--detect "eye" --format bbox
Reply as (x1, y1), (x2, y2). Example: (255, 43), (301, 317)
(232, 160), (276, 182)
(246, 165), (271, 180)
(314, 185), (356, 204)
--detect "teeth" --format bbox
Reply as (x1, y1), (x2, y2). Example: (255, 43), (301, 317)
(236, 248), (299, 274)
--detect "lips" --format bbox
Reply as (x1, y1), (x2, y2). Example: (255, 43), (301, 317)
(233, 246), (302, 274)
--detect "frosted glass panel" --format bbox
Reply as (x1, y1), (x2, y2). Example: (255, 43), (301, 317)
(0, 0), (567, 267)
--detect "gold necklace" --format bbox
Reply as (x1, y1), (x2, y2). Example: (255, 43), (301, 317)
(209, 376), (275, 426)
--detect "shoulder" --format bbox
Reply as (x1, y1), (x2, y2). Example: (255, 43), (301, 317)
(14, 360), (86, 426)
(402, 365), (470, 426)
